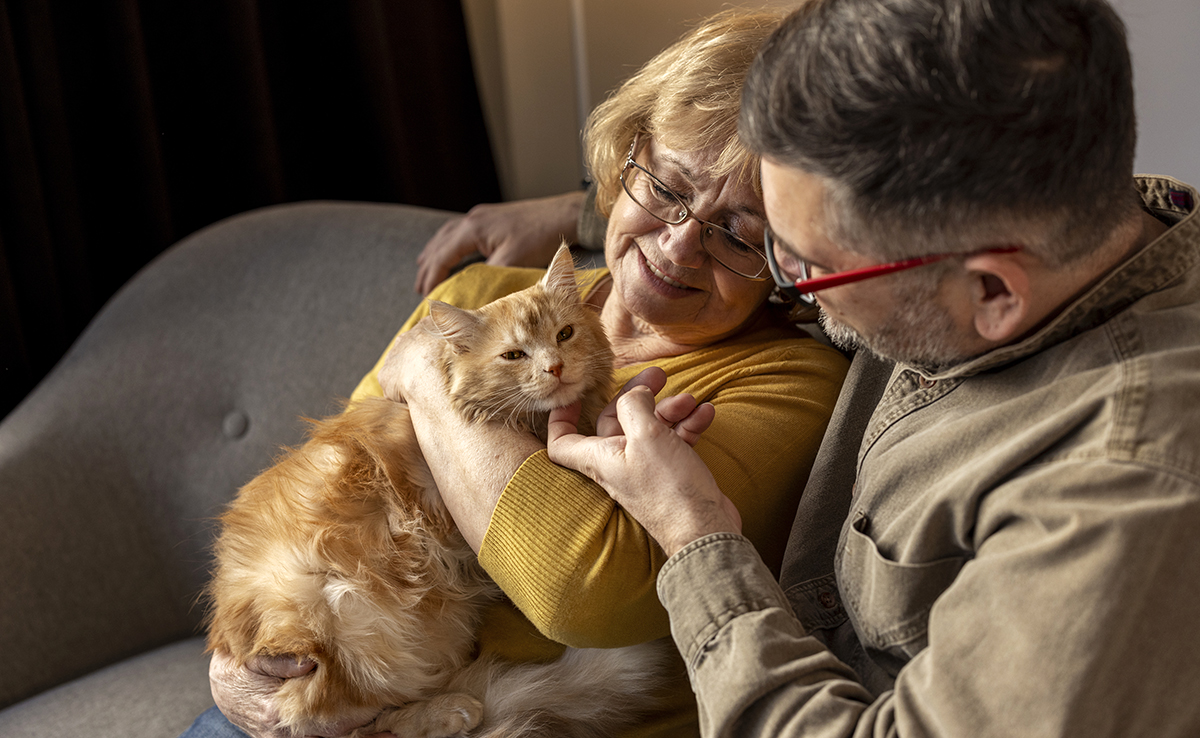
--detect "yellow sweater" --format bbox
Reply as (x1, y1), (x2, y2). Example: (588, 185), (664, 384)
(351, 264), (849, 736)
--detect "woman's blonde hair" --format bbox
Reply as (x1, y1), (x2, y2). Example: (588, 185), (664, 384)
(583, 7), (788, 217)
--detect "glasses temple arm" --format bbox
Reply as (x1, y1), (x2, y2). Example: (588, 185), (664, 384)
(794, 253), (954, 293)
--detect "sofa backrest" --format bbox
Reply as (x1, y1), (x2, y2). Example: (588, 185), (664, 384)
(0, 201), (446, 708)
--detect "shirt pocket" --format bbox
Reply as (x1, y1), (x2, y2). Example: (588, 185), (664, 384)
(838, 513), (966, 676)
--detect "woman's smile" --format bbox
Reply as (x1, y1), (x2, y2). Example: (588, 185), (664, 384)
(638, 246), (696, 294)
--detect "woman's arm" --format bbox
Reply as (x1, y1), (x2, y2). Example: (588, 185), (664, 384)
(475, 338), (849, 647)
(358, 267), (849, 648)
(377, 321), (544, 551)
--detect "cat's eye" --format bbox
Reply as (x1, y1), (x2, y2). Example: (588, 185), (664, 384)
(502, 350), (526, 360)
(556, 325), (574, 342)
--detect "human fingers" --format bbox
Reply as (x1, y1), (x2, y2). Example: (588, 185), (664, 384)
(415, 217), (479, 295)
(547, 401), (627, 483)
(653, 393), (699, 426)
(547, 400), (583, 442)
(246, 653), (315, 679)
(595, 367), (668, 437)
(486, 236), (563, 269)
(639, 385), (714, 446)
(611, 388), (740, 556)
(671, 401), (716, 447)
(615, 385), (677, 443)
(416, 216), (466, 267)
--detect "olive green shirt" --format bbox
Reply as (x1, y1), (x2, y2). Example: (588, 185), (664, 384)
(658, 175), (1200, 736)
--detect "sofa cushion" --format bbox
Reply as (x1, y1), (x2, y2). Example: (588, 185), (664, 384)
(0, 638), (212, 738)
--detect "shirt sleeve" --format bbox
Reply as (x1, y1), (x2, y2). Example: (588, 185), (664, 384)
(576, 181), (608, 252)
(478, 337), (850, 648)
(659, 461), (1200, 737)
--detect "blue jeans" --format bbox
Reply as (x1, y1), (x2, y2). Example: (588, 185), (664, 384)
(180, 706), (248, 738)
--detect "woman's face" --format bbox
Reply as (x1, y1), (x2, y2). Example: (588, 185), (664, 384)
(604, 138), (774, 346)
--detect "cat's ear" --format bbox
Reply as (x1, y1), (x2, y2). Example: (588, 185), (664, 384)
(427, 300), (480, 354)
(540, 242), (580, 301)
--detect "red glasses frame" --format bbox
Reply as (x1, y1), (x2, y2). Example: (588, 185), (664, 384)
(765, 228), (1021, 305)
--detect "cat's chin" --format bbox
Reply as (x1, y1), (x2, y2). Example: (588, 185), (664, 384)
(540, 386), (588, 411)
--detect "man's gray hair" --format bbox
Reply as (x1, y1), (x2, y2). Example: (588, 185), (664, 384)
(740, 0), (1140, 264)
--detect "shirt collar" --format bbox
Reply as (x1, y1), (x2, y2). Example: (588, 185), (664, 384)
(918, 175), (1200, 380)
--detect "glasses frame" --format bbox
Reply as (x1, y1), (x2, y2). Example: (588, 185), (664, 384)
(765, 227), (1022, 305)
(620, 138), (771, 281)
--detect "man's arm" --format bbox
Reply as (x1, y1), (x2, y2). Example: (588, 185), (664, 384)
(413, 191), (588, 295)
(551, 393), (1200, 736)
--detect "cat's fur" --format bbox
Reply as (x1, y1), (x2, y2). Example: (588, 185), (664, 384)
(206, 246), (668, 737)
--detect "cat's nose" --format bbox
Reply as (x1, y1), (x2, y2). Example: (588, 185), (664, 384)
(545, 363), (563, 378)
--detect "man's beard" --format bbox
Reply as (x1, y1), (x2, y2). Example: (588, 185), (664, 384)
(817, 283), (974, 375)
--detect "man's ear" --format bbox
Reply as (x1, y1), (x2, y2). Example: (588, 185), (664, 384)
(962, 252), (1031, 343)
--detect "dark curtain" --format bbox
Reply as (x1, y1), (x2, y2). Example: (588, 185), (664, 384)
(0, 0), (500, 419)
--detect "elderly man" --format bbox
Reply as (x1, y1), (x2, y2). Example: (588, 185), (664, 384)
(548, 0), (1200, 735)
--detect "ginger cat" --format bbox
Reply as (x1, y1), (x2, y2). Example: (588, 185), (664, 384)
(206, 246), (668, 737)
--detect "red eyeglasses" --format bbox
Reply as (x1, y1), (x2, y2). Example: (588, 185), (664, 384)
(764, 228), (1021, 305)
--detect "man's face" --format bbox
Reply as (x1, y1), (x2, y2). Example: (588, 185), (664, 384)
(761, 159), (976, 372)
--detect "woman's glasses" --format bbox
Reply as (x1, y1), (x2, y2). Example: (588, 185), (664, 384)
(620, 140), (770, 281)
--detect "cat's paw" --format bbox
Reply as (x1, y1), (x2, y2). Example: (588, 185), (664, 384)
(369, 693), (484, 738)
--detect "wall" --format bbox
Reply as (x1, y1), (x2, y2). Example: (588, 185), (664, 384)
(461, 0), (796, 200)
(1110, 0), (1200, 184)
(463, 0), (1200, 203)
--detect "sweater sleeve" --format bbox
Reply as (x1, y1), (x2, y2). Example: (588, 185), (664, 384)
(348, 269), (850, 650)
(478, 333), (850, 648)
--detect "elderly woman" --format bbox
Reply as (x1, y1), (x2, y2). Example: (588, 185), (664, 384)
(195, 8), (847, 738)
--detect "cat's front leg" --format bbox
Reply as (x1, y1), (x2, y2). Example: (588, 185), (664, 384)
(362, 693), (484, 738)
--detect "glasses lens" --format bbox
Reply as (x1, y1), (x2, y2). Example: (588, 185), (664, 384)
(766, 229), (816, 305)
(700, 224), (769, 279)
(623, 166), (687, 223)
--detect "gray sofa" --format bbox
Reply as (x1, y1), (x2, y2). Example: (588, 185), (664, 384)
(0, 202), (462, 737)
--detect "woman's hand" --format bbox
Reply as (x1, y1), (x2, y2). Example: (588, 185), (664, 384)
(547, 368), (742, 558)
(208, 650), (376, 738)
(415, 191), (586, 295)
(377, 317), (447, 405)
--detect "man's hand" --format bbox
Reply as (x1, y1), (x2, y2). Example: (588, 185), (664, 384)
(208, 650), (376, 738)
(547, 368), (742, 558)
(414, 192), (585, 295)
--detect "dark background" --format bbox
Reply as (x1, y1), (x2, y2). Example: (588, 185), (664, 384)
(0, 0), (501, 420)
